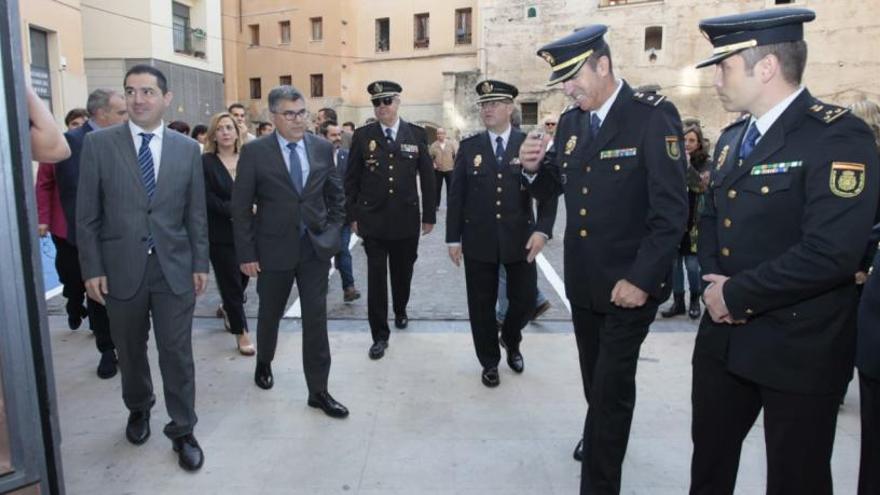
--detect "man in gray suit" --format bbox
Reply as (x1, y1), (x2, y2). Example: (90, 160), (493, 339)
(232, 85), (349, 419)
(77, 65), (209, 471)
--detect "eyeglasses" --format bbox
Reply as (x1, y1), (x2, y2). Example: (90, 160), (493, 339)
(544, 122), (557, 127)
(274, 109), (309, 120)
(372, 97), (394, 108)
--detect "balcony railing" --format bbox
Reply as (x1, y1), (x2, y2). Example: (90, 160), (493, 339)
(173, 26), (207, 59)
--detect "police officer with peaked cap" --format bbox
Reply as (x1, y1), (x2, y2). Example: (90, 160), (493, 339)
(446, 80), (558, 388)
(690, 8), (879, 494)
(518, 25), (688, 494)
(344, 81), (436, 360)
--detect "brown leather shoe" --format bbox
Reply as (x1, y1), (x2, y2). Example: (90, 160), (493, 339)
(343, 286), (361, 302)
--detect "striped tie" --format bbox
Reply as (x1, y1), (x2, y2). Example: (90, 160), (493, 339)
(138, 133), (156, 250)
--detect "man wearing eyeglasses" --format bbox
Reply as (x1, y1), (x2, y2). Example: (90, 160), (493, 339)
(543, 117), (558, 150)
(345, 80), (436, 360)
(232, 85), (350, 419)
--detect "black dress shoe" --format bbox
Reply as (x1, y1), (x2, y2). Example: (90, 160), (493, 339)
(307, 391), (349, 418)
(481, 367), (500, 387)
(125, 410), (151, 445)
(172, 434), (204, 472)
(68, 305), (88, 330)
(97, 350), (118, 379)
(368, 340), (388, 360)
(506, 348), (524, 373)
(394, 314), (408, 329)
(573, 439), (584, 462)
(254, 361), (273, 390)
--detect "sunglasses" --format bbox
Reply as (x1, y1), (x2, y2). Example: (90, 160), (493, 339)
(544, 122), (557, 127)
(372, 97), (394, 107)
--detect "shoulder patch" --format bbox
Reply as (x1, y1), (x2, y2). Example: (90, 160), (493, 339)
(632, 91), (667, 107)
(807, 101), (850, 125)
(721, 113), (750, 132)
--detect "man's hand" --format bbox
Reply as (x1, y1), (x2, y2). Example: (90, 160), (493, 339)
(38, 224), (49, 237)
(193, 273), (208, 296)
(610, 279), (648, 308)
(85, 276), (108, 305)
(702, 274), (745, 324)
(351, 221), (358, 236)
(519, 132), (552, 172)
(525, 233), (546, 263)
(422, 223), (434, 236)
(448, 245), (462, 267)
(856, 271), (869, 285)
(240, 262), (261, 278)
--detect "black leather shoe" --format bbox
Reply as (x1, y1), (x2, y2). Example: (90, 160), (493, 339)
(254, 361), (273, 390)
(125, 410), (151, 445)
(481, 367), (500, 387)
(307, 391), (350, 418)
(573, 439), (584, 462)
(394, 314), (408, 329)
(506, 348), (524, 373)
(172, 434), (204, 472)
(97, 350), (118, 379)
(368, 340), (388, 360)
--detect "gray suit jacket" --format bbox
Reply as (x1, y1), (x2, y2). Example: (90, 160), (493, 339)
(76, 123), (209, 299)
(232, 132), (345, 270)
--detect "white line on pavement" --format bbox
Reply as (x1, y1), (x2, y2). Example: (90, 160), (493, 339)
(536, 252), (571, 313)
(284, 233), (362, 318)
(45, 286), (63, 301)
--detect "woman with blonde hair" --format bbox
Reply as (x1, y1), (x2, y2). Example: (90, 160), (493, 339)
(203, 112), (254, 355)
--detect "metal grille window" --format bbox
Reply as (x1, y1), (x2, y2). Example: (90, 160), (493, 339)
(311, 74), (324, 97)
(172, 2), (192, 54)
(250, 78), (261, 99)
(376, 18), (390, 52)
(521, 102), (538, 126)
(279, 75), (292, 86)
(455, 8), (472, 45)
(414, 13), (429, 49)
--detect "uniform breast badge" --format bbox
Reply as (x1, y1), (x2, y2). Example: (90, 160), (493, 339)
(830, 162), (866, 198)
(564, 135), (577, 155)
(369, 140), (377, 152)
(473, 154), (482, 174)
(715, 145), (730, 170)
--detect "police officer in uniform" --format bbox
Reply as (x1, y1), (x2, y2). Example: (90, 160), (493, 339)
(345, 81), (436, 359)
(446, 80), (558, 387)
(690, 8), (879, 494)
(858, 223), (880, 495)
(518, 26), (688, 494)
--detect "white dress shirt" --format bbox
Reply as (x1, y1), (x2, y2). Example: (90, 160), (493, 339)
(276, 133), (311, 186)
(590, 78), (624, 130)
(380, 119), (401, 141)
(748, 86), (806, 144)
(129, 120), (164, 180)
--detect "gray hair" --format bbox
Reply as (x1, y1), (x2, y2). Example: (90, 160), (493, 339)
(268, 85), (304, 113)
(86, 89), (119, 116)
(741, 40), (807, 86)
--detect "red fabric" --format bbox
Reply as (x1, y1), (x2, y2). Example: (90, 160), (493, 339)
(35, 162), (67, 239)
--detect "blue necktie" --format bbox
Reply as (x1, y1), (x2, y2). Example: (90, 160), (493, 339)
(287, 141), (303, 194)
(739, 123), (761, 160)
(137, 132), (156, 250)
(495, 136), (505, 170)
(590, 113), (601, 139)
(385, 127), (394, 144)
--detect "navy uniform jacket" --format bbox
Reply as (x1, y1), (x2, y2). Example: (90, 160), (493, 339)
(344, 120), (436, 240)
(858, 222), (880, 381)
(54, 122), (94, 245)
(446, 129), (558, 264)
(697, 89), (879, 394)
(529, 82), (688, 312)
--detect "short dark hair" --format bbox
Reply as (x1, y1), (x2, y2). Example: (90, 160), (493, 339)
(124, 64), (168, 94)
(342, 121), (355, 130)
(740, 40), (807, 86)
(585, 41), (613, 74)
(64, 108), (89, 127)
(318, 107), (338, 122)
(191, 124), (208, 139)
(257, 121), (274, 133)
(319, 121), (339, 137)
(168, 120), (191, 135)
(228, 102), (246, 113)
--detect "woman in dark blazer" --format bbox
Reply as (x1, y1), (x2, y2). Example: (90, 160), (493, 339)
(203, 112), (254, 355)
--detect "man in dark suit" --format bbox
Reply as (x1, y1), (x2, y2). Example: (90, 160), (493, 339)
(519, 26), (688, 494)
(321, 121), (360, 303)
(345, 81), (436, 359)
(691, 9), (879, 494)
(50, 89), (127, 378)
(77, 65), (209, 471)
(447, 80), (557, 387)
(232, 85), (349, 419)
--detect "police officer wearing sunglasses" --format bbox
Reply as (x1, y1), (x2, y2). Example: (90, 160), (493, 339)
(344, 81), (436, 360)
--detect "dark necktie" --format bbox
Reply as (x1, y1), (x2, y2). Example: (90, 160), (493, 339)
(590, 113), (601, 139)
(739, 122), (761, 160)
(495, 136), (505, 170)
(137, 132), (156, 250)
(385, 127), (394, 144)
(287, 141), (303, 193)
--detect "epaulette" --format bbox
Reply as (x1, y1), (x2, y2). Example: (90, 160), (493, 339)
(632, 91), (667, 107)
(721, 113), (750, 131)
(460, 131), (483, 143)
(806, 101), (849, 125)
(408, 121), (425, 131)
(560, 104), (580, 116)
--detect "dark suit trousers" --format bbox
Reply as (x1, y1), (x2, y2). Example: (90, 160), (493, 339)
(463, 257), (535, 368)
(51, 235), (113, 353)
(690, 350), (840, 495)
(362, 235), (418, 342)
(860, 372), (880, 495)
(255, 235), (331, 395)
(571, 303), (656, 495)
(435, 170), (452, 208)
(104, 254), (197, 440)
(209, 242), (249, 334)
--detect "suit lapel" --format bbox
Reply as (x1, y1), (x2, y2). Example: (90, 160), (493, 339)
(155, 128), (175, 202)
(113, 123), (148, 200)
(303, 133), (322, 193)
(271, 131), (300, 196)
(369, 122), (393, 152)
(503, 130), (525, 169)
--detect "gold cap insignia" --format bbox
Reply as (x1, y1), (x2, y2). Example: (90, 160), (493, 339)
(564, 135), (577, 155)
(369, 140), (377, 152)
(372, 82), (383, 93)
(540, 51), (555, 66)
(474, 154), (482, 167)
(481, 81), (493, 94)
